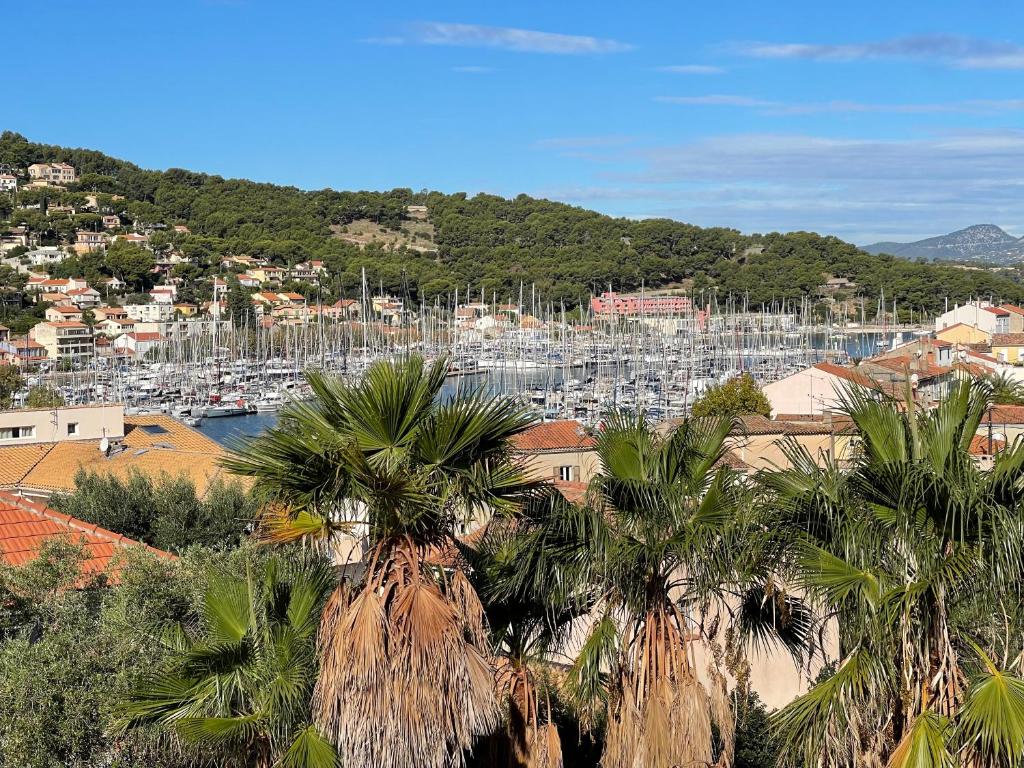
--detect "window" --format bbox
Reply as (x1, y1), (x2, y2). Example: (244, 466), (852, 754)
(558, 465), (573, 482)
(140, 424), (169, 435)
(67, 422), (78, 436)
(0, 426), (35, 440)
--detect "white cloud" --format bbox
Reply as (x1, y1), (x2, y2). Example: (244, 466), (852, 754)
(374, 22), (633, 54)
(655, 64), (725, 74)
(736, 34), (1024, 70)
(533, 130), (1024, 243)
(452, 65), (493, 73)
(654, 95), (1024, 115)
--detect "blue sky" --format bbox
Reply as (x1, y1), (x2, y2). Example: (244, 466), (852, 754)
(6, 0), (1024, 243)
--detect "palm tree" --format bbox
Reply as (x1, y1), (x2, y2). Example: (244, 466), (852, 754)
(985, 370), (1024, 405)
(763, 381), (1024, 766)
(462, 490), (599, 768)
(222, 356), (539, 768)
(120, 555), (337, 768)
(508, 412), (797, 768)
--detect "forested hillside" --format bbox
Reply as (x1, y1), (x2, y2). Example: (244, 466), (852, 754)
(3, 130), (1022, 314)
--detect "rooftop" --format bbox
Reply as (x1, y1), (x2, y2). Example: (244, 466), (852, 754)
(0, 414), (232, 497)
(511, 419), (596, 452)
(0, 491), (169, 572)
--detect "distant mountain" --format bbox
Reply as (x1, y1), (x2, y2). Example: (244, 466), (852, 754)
(863, 224), (1024, 264)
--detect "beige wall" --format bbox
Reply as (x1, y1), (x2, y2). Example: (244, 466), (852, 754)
(0, 404), (124, 446)
(728, 432), (856, 471)
(936, 325), (991, 345)
(762, 369), (847, 417)
(518, 448), (601, 484)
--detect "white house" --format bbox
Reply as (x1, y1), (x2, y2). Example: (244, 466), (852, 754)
(124, 303), (174, 323)
(934, 301), (1018, 335)
(761, 362), (878, 417)
(113, 331), (166, 359)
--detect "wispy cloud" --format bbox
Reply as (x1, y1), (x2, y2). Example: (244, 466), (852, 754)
(452, 65), (493, 74)
(655, 64), (725, 74)
(534, 130), (1024, 243)
(656, 95), (1024, 115)
(737, 34), (1024, 69)
(367, 22), (633, 54)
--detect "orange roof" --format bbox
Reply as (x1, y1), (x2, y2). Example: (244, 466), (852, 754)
(969, 434), (1006, 457)
(0, 491), (169, 571)
(812, 362), (876, 388)
(987, 405), (1024, 424)
(553, 480), (589, 504)
(992, 334), (1024, 346)
(512, 420), (596, 452)
(982, 306), (1010, 315)
(1001, 304), (1024, 316)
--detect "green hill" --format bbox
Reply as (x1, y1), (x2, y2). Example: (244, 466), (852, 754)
(2, 130), (1022, 316)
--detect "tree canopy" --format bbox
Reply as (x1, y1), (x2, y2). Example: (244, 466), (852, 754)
(4, 131), (1024, 315)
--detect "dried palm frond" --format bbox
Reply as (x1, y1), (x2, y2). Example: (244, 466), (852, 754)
(604, 606), (715, 768)
(314, 538), (498, 768)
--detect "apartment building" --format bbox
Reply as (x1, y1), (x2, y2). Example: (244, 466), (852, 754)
(29, 321), (94, 360)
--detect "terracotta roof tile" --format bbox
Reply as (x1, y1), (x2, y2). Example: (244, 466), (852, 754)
(511, 420), (596, 452)
(812, 362), (876, 388)
(969, 434), (1006, 456)
(553, 480), (589, 504)
(0, 491), (170, 573)
(992, 333), (1024, 346)
(986, 405), (1024, 424)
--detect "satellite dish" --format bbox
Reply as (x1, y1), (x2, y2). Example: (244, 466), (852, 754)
(99, 437), (109, 453)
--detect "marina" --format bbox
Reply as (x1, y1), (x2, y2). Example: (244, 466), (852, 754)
(17, 292), (929, 438)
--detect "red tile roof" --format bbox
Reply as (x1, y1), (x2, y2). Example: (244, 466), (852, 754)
(553, 480), (589, 504)
(511, 420), (596, 452)
(0, 491), (170, 573)
(986, 405), (1024, 424)
(992, 334), (1024, 346)
(812, 362), (876, 388)
(982, 306), (1010, 315)
(1001, 304), (1024, 316)
(969, 434), (1006, 456)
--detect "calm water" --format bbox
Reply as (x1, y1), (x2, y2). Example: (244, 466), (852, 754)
(197, 331), (905, 447)
(198, 412), (279, 446)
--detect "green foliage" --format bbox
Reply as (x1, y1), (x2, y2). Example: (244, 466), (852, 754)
(0, 365), (23, 408)
(121, 554), (337, 768)
(690, 373), (771, 419)
(24, 385), (64, 409)
(226, 274), (254, 329)
(765, 382), (1024, 765)
(734, 690), (785, 768)
(985, 370), (1024, 405)
(4, 131), (1024, 312)
(0, 539), (306, 768)
(50, 470), (255, 553)
(104, 240), (155, 291)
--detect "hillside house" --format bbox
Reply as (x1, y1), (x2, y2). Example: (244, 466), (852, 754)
(27, 162), (77, 185)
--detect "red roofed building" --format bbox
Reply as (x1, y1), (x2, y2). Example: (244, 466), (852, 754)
(0, 491), (170, 573)
(968, 434), (1007, 470)
(511, 419), (599, 483)
(113, 332), (166, 358)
